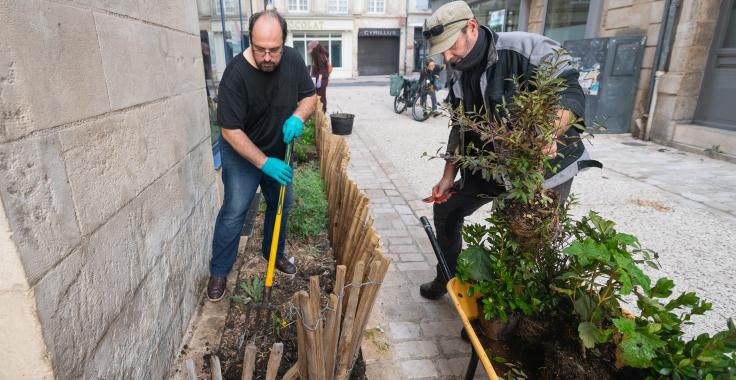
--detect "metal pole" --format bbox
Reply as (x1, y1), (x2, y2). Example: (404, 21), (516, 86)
(238, 0), (245, 50)
(219, 0), (229, 64)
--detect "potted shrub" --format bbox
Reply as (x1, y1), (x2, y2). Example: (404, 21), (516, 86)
(448, 55), (736, 378)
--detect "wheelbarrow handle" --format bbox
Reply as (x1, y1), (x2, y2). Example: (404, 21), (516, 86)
(419, 216), (452, 283)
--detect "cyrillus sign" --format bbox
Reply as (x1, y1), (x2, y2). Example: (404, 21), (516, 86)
(358, 28), (400, 38)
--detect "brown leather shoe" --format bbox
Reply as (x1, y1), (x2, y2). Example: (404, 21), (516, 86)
(207, 276), (227, 302)
(275, 257), (296, 275)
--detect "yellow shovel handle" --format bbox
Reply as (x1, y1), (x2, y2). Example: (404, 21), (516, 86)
(265, 143), (292, 288)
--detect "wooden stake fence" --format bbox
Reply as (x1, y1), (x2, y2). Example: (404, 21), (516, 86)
(285, 105), (391, 379)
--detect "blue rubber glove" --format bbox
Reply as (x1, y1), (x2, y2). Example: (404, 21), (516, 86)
(261, 157), (293, 186)
(282, 115), (303, 144)
(316, 78), (322, 89)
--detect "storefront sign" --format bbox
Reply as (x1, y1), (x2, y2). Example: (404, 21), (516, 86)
(288, 20), (325, 31)
(358, 28), (400, 38)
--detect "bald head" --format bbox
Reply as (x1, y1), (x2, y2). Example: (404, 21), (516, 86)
(248, 10), (287, 72)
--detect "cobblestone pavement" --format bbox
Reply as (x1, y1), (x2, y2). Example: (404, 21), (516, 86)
(333, 84), (736, 379)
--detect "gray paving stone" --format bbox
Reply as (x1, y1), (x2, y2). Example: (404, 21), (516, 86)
(391, 219), (409, 231)
(395, 204), (414, 215)
(389, 196), (406, 205)
(380, 229), (411, 237)
(395, 340), (440, 359)
(380, 301), (426, 321)
(386, 189), (401, 196)
(421, 301), (458, 322)
(397, 261), (431, 271)
(388, 237), (414, 245)
(400, 359), (439, 379)
(400, 253), (425, 262)
(382, 271), (408, 287)
(407, 269), (437, 285)
(366, 362), (404, 380)
(389, 321), (422, 340)
(439, 337), (472, 355)
(420, 320), (464, 337)
(390, 244), (419, 253)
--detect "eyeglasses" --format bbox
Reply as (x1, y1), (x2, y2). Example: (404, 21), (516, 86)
(422, 18), (470, 39)
(252, 45), (283, 57)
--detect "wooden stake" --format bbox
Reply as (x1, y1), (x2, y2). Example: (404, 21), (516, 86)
(282, 364), (300, 380)
(309, 276), (326, 379)
(334, 261), (365, 380)
(294, 293), (308, 379)
(322, 293), (340, 379)
(185, 358), (197, 380)
(348, 256), (391, 366)
(298, 291), (324, 380)
(265, 342), (284, 380)
(241, 344), (257, 380)
(210, 354), (223, 380)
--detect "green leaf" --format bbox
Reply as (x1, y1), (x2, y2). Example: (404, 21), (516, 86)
(574, 293), (596, 321)
(619, 331), (665, 368)
(457, 246), (494, 282)
(649, 277), (675, 298)
(578, 322), (612, 349)
(613, 318), (636, 334)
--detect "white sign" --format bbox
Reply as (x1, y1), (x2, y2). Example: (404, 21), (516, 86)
(489, 9), (506, 32)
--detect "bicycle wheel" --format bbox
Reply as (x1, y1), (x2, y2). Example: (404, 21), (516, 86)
(411, 92), (432, 122)
(394, 90), (408, 114)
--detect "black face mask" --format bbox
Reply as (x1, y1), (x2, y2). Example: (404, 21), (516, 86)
(452, 27), (488, 72)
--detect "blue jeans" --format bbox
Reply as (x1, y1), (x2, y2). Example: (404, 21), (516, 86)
(210, 139), (292, 277)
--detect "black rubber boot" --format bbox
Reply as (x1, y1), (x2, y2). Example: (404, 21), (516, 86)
(419, 276), (447, 300)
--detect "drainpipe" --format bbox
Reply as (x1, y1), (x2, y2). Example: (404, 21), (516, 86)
(643, 0), (682, 139)
(404, 0), (410, 75)
(645, 71), (664, 141)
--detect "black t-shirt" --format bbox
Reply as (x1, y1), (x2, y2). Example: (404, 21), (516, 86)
(217, 46), (316, 158)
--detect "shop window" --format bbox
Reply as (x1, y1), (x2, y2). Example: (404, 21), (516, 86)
(367, 0), (384, 14)
(328, 0), (348, 14)
(416, 0), (431, 11)
(288, 0), (309, 12)
(292, 33), (343, 69)
(214, 0), (238, 16)
(544, 0), (590, 42)
(724, 1), (736, 48)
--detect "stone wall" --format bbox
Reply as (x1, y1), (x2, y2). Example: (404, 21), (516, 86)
(649, 0), (721, 144)
(0, 1), (217, 378)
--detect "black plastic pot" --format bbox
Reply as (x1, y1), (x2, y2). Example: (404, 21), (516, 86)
(330, 113), (354, 135)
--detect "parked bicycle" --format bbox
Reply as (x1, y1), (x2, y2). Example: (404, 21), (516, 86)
(390, 74), (433, 122)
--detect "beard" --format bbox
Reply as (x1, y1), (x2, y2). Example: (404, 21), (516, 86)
(257, 60), (277, 72)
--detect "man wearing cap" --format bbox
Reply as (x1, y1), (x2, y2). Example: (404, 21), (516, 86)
(419, 1), (589, 301)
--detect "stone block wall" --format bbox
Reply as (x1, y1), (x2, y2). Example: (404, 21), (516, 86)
(649, 0), (720, 144)
(0, 0), (217, 378)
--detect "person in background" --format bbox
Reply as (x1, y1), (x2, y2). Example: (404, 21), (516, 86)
(419, 57), (445, 117)
(308, 41), (330, 113)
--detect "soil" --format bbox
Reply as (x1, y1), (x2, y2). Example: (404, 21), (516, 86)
(474, 306), (650, 379)
(213, 212), (366, 380)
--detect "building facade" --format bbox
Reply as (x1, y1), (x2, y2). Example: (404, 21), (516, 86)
(199, 0), (433, 80)
(276, 0), (433, 77)
(430, 0), (736, 160)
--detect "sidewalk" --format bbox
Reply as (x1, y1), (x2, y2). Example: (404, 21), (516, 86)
(331, 84), (736, 379)
(347, 130), (484, 380)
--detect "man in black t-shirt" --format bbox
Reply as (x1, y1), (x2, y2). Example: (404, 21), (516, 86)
(207, 9), (317, 302)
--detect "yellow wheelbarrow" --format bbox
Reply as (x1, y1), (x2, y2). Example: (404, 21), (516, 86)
(420, 216), (500, 380)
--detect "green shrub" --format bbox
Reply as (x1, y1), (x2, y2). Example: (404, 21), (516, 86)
(288, 162), (327, 240)
(294, 117), (316, 163)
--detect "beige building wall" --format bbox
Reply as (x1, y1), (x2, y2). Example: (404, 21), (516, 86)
(0, 1), (217, 378)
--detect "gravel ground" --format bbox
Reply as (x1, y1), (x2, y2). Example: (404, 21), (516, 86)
(328, 84), (736, 336)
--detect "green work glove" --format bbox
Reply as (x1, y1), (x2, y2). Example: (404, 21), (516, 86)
(261, 157), (292, 186)
(282, 115), (303, 144)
